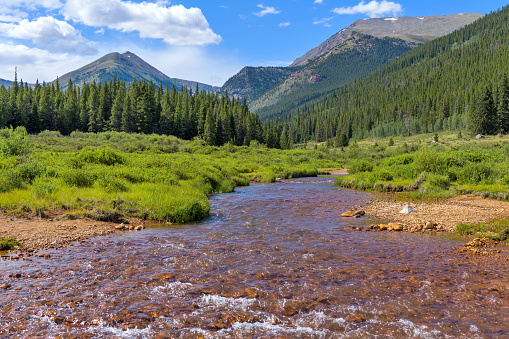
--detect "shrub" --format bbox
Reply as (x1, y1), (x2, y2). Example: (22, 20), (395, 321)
(0, 237), (22, 250)
(458, 163), (493, 184)
(32, 177), (58, 198)
(425, 173), (450, 190)
(0, 127), (31, 157)
(13, 161), (45, 184)
(373, 169), (393, 182)
(349, 160), (374, 174)
(61, 169), (96, 188)
(98, 177), (129, 193)
(77, 146), (126, 166)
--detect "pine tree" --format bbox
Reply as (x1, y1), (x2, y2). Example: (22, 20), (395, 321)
(204, 111), (216, 145)
(470, 86), (497, 135)
(497, 74), (509, 133)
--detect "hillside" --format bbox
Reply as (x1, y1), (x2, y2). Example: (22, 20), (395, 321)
(224, 13), (481, 119)
(269, 5), (509, 143)
(221, 66), (298, 102)
(54, 51), (220, 92)
(291, 13), (483, 67)
(0, 79), (12, 88)
(251, 32), (414, 120)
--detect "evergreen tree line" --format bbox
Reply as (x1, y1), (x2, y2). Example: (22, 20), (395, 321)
(0, 76), (297, 147)
(265, 5), (509, 143)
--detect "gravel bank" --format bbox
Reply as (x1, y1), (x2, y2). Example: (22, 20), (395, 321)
(360, 195), (509, 231)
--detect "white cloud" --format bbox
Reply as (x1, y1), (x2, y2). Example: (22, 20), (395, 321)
(314, 0), (324, 3)
(1, 0), (63, 11)
(0, 43), (89, 82)
(313, 17), (333, 25)
(332, 1), (403, 18)
(2, 16), (97, 55)
(0, 7), (29, 23)
(279, 22), (291, 27)
(62, 0), (222, 46)
(253, 4), (281, 17)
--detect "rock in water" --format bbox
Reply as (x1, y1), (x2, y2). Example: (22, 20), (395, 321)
(355, 210), (365, 217)
(399, 205), (416, 214)
(341, 211), (356, 217)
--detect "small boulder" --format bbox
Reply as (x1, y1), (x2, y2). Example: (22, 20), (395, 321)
(399, 205), (416, 214)
(134, 225), (144, 231)
(390, 223), (404, 231)
(355, 210), (365, 217)
(115, 224), (125, 230)
(476, 134), (485, 139)
(341, 211), (356, 217)
(424, 221), (436, 230)
(379, 224), (388, 231)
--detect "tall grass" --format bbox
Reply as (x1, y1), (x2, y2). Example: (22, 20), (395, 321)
(0, 129), (343, 223)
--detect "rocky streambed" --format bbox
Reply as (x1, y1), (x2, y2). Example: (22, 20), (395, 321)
(1, 177), (509, 338)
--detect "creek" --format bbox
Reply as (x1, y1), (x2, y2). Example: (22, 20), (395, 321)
(1, 177), (509, 338)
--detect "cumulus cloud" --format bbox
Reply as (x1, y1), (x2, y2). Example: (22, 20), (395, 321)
(62, 0), (221, 46)
(2, 16), (97, 55)
(253, 4), (281, 17)
(332, 1), (403, 18)
(314, 0), (324, 3)
(0, 43), (88, 82)
(279, 22), (291, 27)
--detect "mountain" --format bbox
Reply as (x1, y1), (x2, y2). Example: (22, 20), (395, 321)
(0, 79), (12, 87)
(250, 32), (414, 120)
(291, 13), (483, 67)
(54, 51), (220, 92)
(270, 5), (509, 143)
(221, 66), (298, 102)
(224, 13), (482, 120)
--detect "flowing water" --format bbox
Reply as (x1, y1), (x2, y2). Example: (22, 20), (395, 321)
(1, 177), (509, 338)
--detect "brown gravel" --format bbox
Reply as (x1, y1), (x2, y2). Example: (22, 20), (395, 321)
(361, 195), (509, 231)
(0, 212), (144, 251)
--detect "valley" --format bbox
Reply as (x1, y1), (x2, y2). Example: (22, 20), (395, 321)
(1, 2), (509, 338)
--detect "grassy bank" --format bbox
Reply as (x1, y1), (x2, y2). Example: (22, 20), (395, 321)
(332, 132), (509, 200)
(0, 127), (342, 224)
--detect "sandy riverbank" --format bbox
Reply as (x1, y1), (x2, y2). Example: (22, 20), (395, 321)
(0, 212), (144, 252)
(356, 195), (509, 232)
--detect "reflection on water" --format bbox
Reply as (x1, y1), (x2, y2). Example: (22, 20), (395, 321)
(1, 177), (509, 338)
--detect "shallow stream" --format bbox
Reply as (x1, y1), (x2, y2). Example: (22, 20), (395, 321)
(1, 177), (509, 338)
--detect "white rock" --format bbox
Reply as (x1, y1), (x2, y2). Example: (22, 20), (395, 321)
(399, 205), (416, 214)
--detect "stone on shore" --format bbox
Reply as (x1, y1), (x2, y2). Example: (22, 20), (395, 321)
(399, 205), (416, 214)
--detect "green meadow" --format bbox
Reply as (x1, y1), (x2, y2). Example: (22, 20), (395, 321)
(0, 127), (342, 224)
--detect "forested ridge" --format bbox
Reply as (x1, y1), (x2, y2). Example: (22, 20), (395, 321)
(252, 33), (414, 121)
(0, 76), (282, 147)
(268, 5), (509, 143)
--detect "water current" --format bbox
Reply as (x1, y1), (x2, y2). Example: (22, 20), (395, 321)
(1, 177), (509, 338)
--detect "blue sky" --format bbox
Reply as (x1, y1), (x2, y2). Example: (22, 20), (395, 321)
(0, 0), (507, 86)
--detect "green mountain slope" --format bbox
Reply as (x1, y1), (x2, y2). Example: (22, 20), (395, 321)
(291, 13), (483, 67)
(270, 5), (509, 142)
(225, 13), (481, 120)
(251, 33), (413, 120)
(54, 51), (220, 92)
(221, 66), (298, 102)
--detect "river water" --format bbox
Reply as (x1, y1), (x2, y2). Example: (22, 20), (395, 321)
(1, 177), (509, 338)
